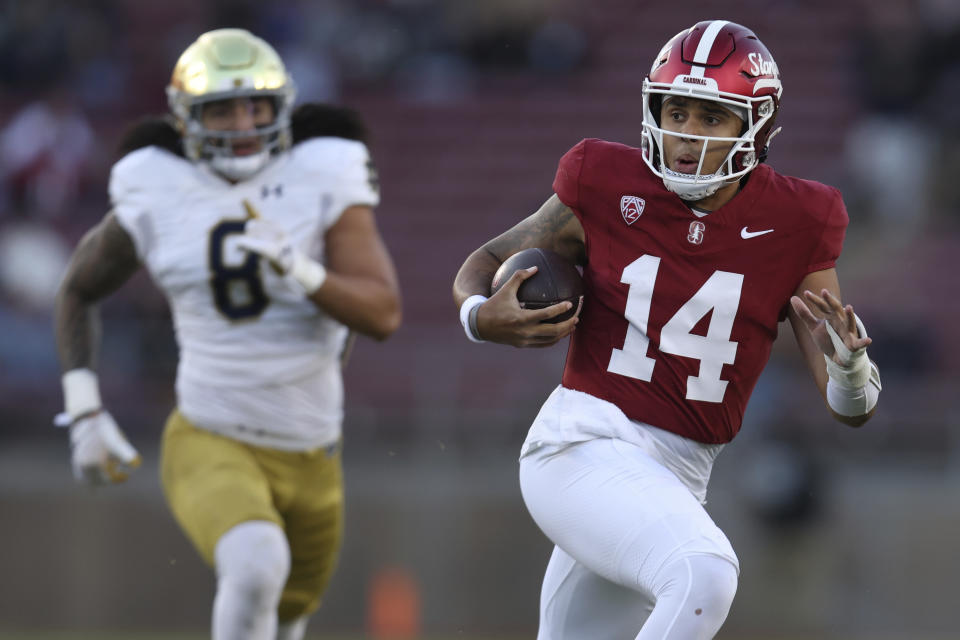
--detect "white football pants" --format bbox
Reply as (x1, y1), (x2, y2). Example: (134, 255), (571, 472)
(519, 437), (739, 639)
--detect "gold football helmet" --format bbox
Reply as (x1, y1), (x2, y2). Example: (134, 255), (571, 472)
(167, 28), (296, 180)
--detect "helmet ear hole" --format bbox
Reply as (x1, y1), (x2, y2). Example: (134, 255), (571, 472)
(649, 94), (663, 126)
(641, 20), (782, 197)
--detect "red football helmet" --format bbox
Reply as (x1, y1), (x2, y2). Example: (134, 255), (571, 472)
(641, 20), (783, 200)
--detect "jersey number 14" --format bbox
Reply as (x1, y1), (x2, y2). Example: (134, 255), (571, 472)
(607, 255), (743, 403)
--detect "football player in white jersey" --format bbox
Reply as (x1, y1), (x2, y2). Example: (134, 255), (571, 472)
(53, 29), (401, 640)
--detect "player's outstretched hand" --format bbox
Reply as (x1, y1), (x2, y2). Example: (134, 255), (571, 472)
(56, 410), (142, 485)
(790, 289), (871, 365)
(477, 266), (581, 348)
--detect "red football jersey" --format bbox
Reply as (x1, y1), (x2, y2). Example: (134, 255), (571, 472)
(555, 139), (847, 444)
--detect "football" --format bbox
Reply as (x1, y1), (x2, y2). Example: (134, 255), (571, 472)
(490, 248), (583, 323)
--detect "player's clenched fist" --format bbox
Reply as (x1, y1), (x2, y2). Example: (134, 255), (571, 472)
(477, 267), (580, 349)
(236, 200), (328, 294)
(62, 411), (142, 485)
(56, 368), (140, 485)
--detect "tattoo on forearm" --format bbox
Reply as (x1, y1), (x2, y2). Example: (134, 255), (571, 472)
(456, 196), (584, 304)
(55, 214), (140, 371)
(57, 298), (101, 371)
(486, 197), (580, 260)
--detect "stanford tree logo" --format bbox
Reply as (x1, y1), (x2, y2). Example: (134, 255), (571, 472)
(687, 221), (705, 245)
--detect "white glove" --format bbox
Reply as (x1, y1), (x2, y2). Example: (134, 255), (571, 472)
(235, 203), (327, 295)
(55, 410), (142, 485)
(235, 218), (297, 273)
(57, 368), (141, 485)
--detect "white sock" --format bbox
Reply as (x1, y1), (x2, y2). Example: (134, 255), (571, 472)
(213, 521), (291, 640)
(636, 554), (738, 639)
(276, 616), (309, 640)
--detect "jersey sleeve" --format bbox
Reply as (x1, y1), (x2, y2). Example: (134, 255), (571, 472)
(552, 139), (588, 210)
(806, 188), (849, 273)
(108, 148), (159, 261)
(298, 138), (380, 231)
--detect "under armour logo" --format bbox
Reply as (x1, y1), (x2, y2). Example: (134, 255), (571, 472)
(261, 184), (283, 198)
(620, 196), (645, 225)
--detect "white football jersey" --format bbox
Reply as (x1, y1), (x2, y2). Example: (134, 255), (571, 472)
(110, 137), (379, 450)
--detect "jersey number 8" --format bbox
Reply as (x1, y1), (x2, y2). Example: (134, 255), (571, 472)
(208, 220), (269, 320)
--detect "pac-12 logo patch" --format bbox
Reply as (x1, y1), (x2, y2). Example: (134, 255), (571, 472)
(620, 196), (645, 225)
(687, 221), (705, 245)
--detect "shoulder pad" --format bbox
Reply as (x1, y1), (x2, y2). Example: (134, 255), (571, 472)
(292, 136), (371, 168)
(110, 145), (196, 203)
(117, 116), (183, 159)
(292, 103), (369, 144)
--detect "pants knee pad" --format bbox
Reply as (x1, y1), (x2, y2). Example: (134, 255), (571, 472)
(215, 520), (291, 611)
(650, 554), (738, 635)
(687, 554), (738, 616)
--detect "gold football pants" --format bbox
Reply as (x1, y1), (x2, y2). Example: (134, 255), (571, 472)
(160, 410), (344, 621)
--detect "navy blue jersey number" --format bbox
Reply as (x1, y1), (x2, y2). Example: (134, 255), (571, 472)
(209, 220), (269, 319)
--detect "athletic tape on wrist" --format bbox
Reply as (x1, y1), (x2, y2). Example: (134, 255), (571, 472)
(290, 254), (327, 295)
(62, 368), (102, 418)
(827, 365), (881, 416)
(459, 295), (488, 343)
(823, 313), (871, 389)
(825, 313), (868, 364)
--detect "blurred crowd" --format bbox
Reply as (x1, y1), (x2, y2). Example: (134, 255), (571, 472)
(1, 0), (958, 458)
(0, 0), (590, 439)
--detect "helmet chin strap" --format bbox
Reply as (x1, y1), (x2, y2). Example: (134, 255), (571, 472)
(209, 151), (271, 181)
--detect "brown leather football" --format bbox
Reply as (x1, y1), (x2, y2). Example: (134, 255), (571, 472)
(491, 248), (583, 323)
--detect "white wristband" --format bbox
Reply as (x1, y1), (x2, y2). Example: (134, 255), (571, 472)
(819, 311), (881, 416)
(62, 368), (102, 418)
(826, 364), (881, 416)
(290, 254), (327, 295)
(459, 295), (488, 343)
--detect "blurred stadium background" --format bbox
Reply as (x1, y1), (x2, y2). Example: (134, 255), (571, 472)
(1, 0), (959, 638)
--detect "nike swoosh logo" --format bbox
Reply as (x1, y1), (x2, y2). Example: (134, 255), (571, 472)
(740, 227), (774, 239)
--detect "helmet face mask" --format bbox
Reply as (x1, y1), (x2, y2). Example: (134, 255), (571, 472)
(640, 20), (782, 201)
(185, 95), (284, 179)
(167, 29), (297, 181)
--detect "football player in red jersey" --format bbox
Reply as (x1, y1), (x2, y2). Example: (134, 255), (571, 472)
(453, 20), (881, 639)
